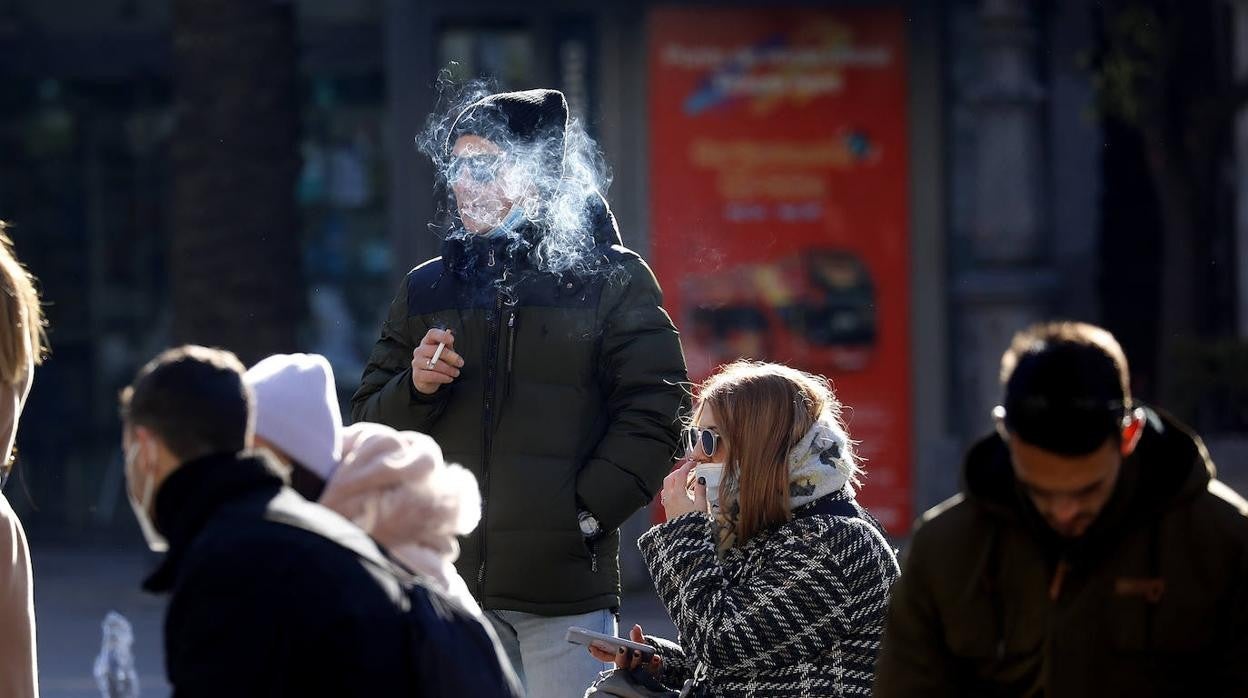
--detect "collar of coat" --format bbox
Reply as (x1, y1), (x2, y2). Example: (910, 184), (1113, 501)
(142, 450), (288, 593)
(439, 191), (624, 282)
(441, 225), (534, 282)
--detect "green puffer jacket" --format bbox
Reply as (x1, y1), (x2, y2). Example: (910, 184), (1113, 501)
(351, 198), (689, 616)
(874, 409), (1248, 697)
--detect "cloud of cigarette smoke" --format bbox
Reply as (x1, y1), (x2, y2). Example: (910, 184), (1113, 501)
(416, 74), (615, 279)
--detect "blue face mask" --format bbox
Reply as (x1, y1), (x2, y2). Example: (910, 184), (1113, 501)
(484, 205), (528, 238)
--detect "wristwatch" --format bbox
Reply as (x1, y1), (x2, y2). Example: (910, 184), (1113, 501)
(577, 509), (602, 540)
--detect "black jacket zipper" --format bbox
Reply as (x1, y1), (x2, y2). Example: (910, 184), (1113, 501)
(477, 287), (504, 599)
(505, 311), (517, 399)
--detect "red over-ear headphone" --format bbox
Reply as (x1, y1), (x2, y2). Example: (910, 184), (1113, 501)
(1120, 407), (1146, 456)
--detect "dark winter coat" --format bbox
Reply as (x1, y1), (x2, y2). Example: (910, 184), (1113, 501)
(636, 492), (900, 696)
(873, 409), (1248, 697)
(143, 451), (510, 697)
(351, 197), (689, 616)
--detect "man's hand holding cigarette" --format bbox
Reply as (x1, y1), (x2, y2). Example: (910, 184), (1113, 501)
(411, 327), (464, 395)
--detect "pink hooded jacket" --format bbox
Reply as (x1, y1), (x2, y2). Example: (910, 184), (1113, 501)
(321, 423), (482, 617)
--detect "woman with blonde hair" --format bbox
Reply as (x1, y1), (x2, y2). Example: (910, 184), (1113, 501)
(586, 361), (899, 697)
(0, 222), (45, 698)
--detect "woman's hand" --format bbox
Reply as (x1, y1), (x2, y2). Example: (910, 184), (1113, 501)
(660, 458), (708, 520)
(587, 624), (663, 676)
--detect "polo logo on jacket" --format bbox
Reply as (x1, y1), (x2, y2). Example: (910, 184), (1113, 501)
(1113, 577), (1165, 603)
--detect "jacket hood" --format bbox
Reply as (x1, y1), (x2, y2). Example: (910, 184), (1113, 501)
(320, 422), (482, 615)
(321, 423), (480, 567)
(963, 408), (1214, 533)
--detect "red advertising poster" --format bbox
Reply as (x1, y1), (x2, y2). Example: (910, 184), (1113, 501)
(647, 7), (911, 532)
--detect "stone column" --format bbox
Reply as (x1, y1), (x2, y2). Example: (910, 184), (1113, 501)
(1234, 1), (1248, 336)
(953, 0), (1053, 441)
(1048, 0), (1102, 320)
(383, 0), (437, 277)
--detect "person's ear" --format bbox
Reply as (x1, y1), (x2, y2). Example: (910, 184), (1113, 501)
(1120, 407), (1146, 457)
(131, 426), (166, 474)
(129, 426), (152, 467)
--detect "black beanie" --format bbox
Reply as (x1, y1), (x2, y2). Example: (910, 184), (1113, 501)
(445, 89), (569, 161)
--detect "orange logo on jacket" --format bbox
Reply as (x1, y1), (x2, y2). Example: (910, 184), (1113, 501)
(1114, 577), (1166, 603)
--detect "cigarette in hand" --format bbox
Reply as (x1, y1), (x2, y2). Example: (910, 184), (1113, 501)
(426, 342), (445, 370)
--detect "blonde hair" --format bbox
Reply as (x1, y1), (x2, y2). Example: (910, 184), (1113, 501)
(697, 360), (858, 545)
(0, 222), (45, 385)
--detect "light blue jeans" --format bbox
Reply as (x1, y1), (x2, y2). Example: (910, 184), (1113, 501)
(486, 608), (615, 698)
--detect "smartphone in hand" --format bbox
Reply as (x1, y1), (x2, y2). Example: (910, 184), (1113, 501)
(565, 626), (655, 657)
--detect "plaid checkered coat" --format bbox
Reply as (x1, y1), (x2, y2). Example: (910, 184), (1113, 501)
(637, 494), (900, 697)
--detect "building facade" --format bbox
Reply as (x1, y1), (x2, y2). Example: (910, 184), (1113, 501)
(2, 0), (1243, 558)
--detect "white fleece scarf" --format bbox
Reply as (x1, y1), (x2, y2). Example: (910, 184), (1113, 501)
(715, 414), (857, 552)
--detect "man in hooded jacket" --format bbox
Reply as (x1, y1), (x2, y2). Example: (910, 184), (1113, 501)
(352, 88), (689, 697)
(874, 322), (1248, 697)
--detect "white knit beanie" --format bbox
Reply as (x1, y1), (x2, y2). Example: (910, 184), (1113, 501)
(244, 353), (343, 481)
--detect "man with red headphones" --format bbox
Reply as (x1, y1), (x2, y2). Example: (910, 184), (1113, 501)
(875, 322), (1248, 697)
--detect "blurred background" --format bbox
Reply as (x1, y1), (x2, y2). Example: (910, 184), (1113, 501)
(3, 0), (1248, 694)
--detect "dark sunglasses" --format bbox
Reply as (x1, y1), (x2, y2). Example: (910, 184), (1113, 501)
(448, 153), (505, 183)
(683, 426), (720, 458)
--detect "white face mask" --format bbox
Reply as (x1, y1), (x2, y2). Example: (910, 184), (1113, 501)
(695, 462), (726, 509)
(125, 442), (168, 553)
